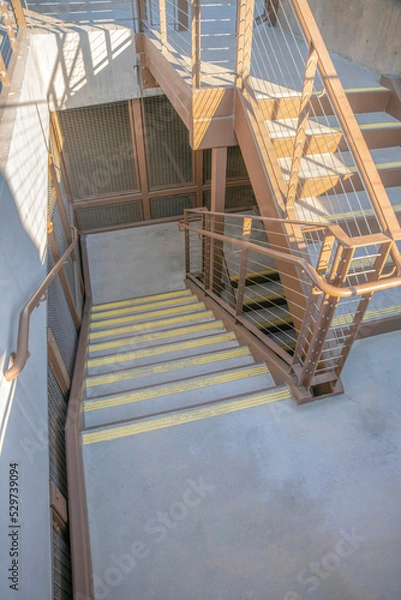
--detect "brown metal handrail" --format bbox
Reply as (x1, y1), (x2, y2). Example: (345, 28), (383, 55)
(179, 211), (401, 298)
(4, 227), (79, 382)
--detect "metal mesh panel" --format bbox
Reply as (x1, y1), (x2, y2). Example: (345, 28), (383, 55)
(203, 146), (249, 182)
(53, 528), (72, 600)
(203, 187), (255, 210)
(75, 201), (143, 230)
(144, 96), (193, 187)
(47, 249), (78, 378)
(48, 368), (68, 498)
(225, 186), (256, 209)
(57, 102), (138, 199)
(150, 194), (195, 219)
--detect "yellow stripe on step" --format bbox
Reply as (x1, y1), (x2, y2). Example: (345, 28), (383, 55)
(83, 387), (291, 445)
(349, 161), (401, 174)
(92, 289), (191, 312)
(85, 347), (250, 388)
(83, 364), (269, 412)
(359, 122), (401, 131)
(91, 295), (197, 320)
(344, 86), (389, 93)
(88, 320), (224, 352)
(90, 302), (206, 330)
(89, 311), (215, 341)
(87, 332), (236, 368)
(332, 304), (401, 327)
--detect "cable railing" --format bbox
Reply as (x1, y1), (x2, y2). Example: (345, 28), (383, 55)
(180, 209), (401, 399)
(0, 0), (26, 93)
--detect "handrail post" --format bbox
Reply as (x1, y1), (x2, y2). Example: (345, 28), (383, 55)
(10, 0), (27, 29)
(159, 0), (167, 48)
(0, 52), (10, 87)
(191, 0), (201, 88)
(235, 0), (255, 88)
(295, 245), (355, 391)
(0, 3), (18, 51)
(286, 43), (318, 211)
(235, 217), (252, 315)
(184, 209), (190, 274)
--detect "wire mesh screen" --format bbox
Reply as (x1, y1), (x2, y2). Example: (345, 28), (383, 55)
(75, 200), (143, 230)
(144, 96), (193, 187)
(226, 186), (256, 209)
(52, 528), (73, 600)
(150, 193), (195, 218)
(57, 102), (138, 199)
(48, 368), (68, 498)
(47, 249), (78, 378)
(203, 146), (249, 182)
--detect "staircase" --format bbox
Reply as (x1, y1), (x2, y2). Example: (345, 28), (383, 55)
(82, 289), (290, 430)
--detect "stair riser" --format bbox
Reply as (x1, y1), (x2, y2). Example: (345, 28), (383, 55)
(231, 272), (281, 288)
(84, 353), (256, 398)
(339, 128), (401, 152)
(243, 295), (287, 311)
(295, 168), (401, 198)
(83, 372), (274, 429)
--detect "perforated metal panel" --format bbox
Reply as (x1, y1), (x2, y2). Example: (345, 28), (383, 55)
(57, 102), (138, 199)
(48, 368), (68, 497)
(150, 194), (195, 219)
(75, 201), (143, 230)
(144, 96), (193, 187)
(47, 249), (78, 378)
(52, 528), (72, 600)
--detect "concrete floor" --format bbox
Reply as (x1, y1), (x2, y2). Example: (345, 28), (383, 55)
(86, 223), (186, 304)
(83, 329), (401, 600)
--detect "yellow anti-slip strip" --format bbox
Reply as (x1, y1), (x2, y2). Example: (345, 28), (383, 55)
(344, 86), (388, 93)
(90, 302), (206, 330)
(89, 320), (224, 353)
(89, 311), (214, 341)
(359, 122), (401, 131)
(83, 387), (291, 445)
(92, 289), (191, 312)
(349, 161), (401, 173)
(84, 364), (269, 413)
(333, 304), (401, 327)
(256, 315), (293, 329)
(86, 347), (250, 389)
(91, 295), (197, 321)
(326, 203), (401, 222)
(87, 331), (236, 368)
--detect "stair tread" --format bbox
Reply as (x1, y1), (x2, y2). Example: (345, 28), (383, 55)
(84, 347), (256, 398)
(314, 111), (401, 129)
(83, 363), (275, 429)
(86, 331), (239, 374)
(243, 281), (284, 302)
(90, 301), (208, 331)
(295, 186), (401, 223)
(265, 117), (338, 139)
(87, 320), (227, 356)
(90, 294), (199, 321)
(279, 152), (351, 179)
(92, 289), (191, 312)
(88, 310), (217, 343)
(243, 306), (293, 328)
(82, 386), (293, 444)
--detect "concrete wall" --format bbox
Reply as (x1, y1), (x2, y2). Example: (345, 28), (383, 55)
(0, 20), (154, 599)
(279, 0), (401, 76)
(0, 37), (52, 600)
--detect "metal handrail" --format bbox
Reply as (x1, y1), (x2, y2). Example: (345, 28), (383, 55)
(179, 213), (401, 298)
(4, 227), (79, 382)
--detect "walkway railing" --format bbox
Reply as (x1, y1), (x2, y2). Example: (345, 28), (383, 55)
(180, 209), (401, 399)
(0, 0), (26, 91)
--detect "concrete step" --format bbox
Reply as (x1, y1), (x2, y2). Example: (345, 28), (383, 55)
(266, 117), (342, 158)
(91, 289), (193, 314)
(258, 86), (392, 121)
(90, 293), (199, 322)
(242, 305), (294, 333)
(87, 319), (227, 357)
(82, 386), (293, 444)
(267, 329), (297, 353)
(84, 346), (256, 398)
(88, 309), (218, 344)
(294, 186), (401, 224)
(83, 363), (275, 428)
(242, 281), (286, 310)
(231, 267), (280, 288)
(86, 331), (240, 375)
(90, 301), (208, 331)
